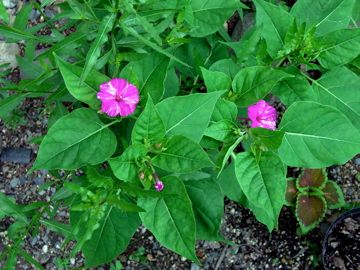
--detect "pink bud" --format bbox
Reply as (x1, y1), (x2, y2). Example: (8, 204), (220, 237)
(154, 180), (164, 192)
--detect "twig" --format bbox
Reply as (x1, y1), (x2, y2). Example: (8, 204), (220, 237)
(214, 246), (228, 270)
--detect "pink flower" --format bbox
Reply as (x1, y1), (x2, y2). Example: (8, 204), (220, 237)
(154, 180), (164, 192)
(97, 78), (139, 117)
(248, 100), (277, 130)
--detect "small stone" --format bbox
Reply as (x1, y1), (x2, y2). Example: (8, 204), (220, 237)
(354, 158), (360, 166)
(33, 177), (44, 185)
(181, 256), (187, 262)
(2, 0), (17, 9)
(191, 263), (200, 270)
(10, 177), (19, 188)
(0, 42), (18, 68)
(70, 258), (75, 265)
(0, 148), (32, 164)
(42, 245), (48, 253)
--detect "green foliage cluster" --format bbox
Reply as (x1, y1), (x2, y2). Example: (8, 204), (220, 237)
(0, 0), (359, 268)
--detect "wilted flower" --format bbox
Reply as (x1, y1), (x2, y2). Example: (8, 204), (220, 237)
(248, 100), (277, 130)
(154, 180), (164, 192)
(97, 78), (139, 117)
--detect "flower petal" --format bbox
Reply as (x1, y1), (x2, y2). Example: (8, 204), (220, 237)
(118, 101), (137, 117)
(101, 100), (121, 117)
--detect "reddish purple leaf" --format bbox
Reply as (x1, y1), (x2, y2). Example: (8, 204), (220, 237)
(285, 178), (298, 206)
(322, 180), (345, 209)
(296, 194), (326, 233)
(298, 169), (326, 188)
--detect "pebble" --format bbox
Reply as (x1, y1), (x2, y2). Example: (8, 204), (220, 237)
(191, 263), (200, 270)
(42, 245), (48, 253)
(10, 177), (19, 188)
(0, 147), (32, 164)
(70, 258), (75, 265)
(354, 158), (360, 166)
(2, 0), (17, 9)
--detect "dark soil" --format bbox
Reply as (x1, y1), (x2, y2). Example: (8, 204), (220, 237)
(324, 214), (360, 270)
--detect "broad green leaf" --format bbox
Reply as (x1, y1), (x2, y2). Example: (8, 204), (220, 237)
(311, 67), (360, 131)
(55, 54), (108, 109)
(272, 76), (316, 106)
(32, 108), (117, 170)
(0, 93), (29, 118)
(201, 67), (231, 92)
(0, 25), (48, 41)
(249, 128), (285, 151)
(291, 0), (355, 36)
(184, 179), (224, 241)
(232, 66), (292, 106)
(185, 0), (242, 37)
(156, 91), (224, 142)
(253, 0), (294, 58)
(109, 144), (148, 182)
(217, 160), (244, 203)
(80, 14), (115, 83)
(318, 28), (360, 68)
(152, 136), (213, 173)
(138, 176), (199, 263)
(322, 180), (345, 209)
(296, 194), (326, 233)
(278, 101), (360, 167)
(209, 59), (242, 79)
(204, 120), (237, 143)
(211, 99), (238, 122)
(163, 68), (180, 98)
(121, 52), (169, 103)
(0, 193), (28, 223)
(235, 152), (286, 231)
(82, 207), (140, 267)
(132, 96), (166, 144)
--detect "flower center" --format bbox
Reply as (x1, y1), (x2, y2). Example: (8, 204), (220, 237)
(115, 94), (122, 102)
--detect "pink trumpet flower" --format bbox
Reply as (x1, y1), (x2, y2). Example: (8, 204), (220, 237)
(97, 78), (139, 117)
(248, 100), (277, 130)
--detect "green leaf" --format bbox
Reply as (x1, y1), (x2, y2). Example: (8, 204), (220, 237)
(156, 91), (224, 142)
(311, 67), (360, 130)
(138, 176), (199, 263)
(0, 193), (28, 223)
(249, 128), (285, 151)
(121, 52), (169, 103)
(298, 169), (326, 189)
(232, 66), (292, 106)
(204, 120), (237, 143)
(40, 219), (72, 237)
(185, 0), (242, 37)
(184, 179), (224, 241)
(318, 28), (360, 68)
(0, 1), (9, 24)
(201, 67), (232, 92)
(272, 76), (316, 106)
(211, 99), (238, 122)
(291, 0), (355, 36)
(32, 108), (117, 170)
(132, 96), (166, 144)
(106, 195), (145, 213)
(80, 14), (115, 84)
(296, 194), (326, 233)
(234, 152), (286, 231)
(109, 144), (148, 182)
(217, 160), (244, 204)
(322, 180), (345, 209)
(82, 207), (140, 267)
(152, 136), (213, 173)
(218, 135), (244, 175)
(14, 3), (32, 30)
(0, 25), (47, 41)
(86, 166), (113, 189)
(55, 54), (107, 109)
(36, 32), (89, 60)
(0, 93), (29, 118)
(210, 59), (242, 79)
(253, 0), (294, 58)
(278, 101), (360, 167)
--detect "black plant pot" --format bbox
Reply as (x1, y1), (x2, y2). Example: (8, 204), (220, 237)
(322, 207), (360, 270)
